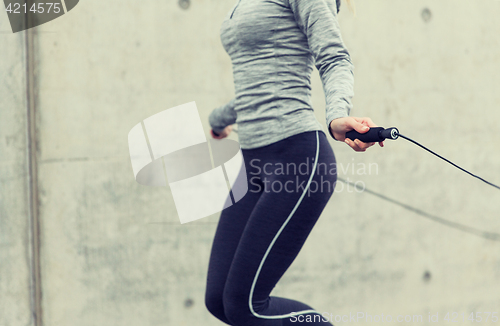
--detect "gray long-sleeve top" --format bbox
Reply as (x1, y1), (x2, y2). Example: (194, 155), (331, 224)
(209, 0), (354, 149)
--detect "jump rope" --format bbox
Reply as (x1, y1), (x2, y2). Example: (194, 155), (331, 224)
(212, 126), (500, 240)
(215, 126), (499, 191)
(346, 127), (500, 191)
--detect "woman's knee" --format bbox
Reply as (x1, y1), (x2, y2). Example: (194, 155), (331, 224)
(205, 288), (226, 321)
(206, 286), (249, 325)
(223, 288), (254, 325)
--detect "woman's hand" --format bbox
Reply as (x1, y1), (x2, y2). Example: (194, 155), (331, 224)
(329, 117), (384, 152)
(210, 125), (233, 139)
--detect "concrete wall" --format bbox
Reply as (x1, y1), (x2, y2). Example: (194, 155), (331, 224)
(1, 0), (500, 325)
(0, 16), (35, 326)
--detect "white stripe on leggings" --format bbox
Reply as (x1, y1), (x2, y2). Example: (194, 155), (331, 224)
(248, 130), (321, 319)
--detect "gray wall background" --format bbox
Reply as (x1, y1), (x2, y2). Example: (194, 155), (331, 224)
(1, 0), (500, 325)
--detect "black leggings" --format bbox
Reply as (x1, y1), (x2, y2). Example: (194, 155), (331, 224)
(205, 130), (337, 326)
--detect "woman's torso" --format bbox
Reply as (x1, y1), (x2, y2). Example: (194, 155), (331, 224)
(220, 0), (328, 149)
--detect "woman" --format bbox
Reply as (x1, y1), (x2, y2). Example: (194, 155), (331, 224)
(205, 0), (383, 325)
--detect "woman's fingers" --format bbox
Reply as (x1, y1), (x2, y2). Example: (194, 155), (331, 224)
(210, 129), (223, 139)
(330, 116), (383, 152)
(352, 116), (375, 128)
(345, 139), (364, 151)
(210, 125), (233, 139)
(349, 119), (370, 134)
(355, 139), (375, 150)
(365, 117), (376, 127)
(345, 138), (375, 152)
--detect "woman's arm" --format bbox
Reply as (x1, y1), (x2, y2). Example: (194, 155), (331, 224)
(288, 0), (353, 130)
(287, 0), (381, 151)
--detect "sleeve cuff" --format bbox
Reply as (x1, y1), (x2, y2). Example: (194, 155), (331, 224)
(326, 111), (349, 140)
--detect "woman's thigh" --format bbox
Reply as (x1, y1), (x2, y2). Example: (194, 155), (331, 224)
(205, 150), (265, 303)
(222, 131), (337, 318)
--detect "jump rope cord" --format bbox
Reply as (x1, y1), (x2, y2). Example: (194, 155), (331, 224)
(337, 176), (500, 241)
(396, 132), (500, 191)
(217, 128), (500, 190)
